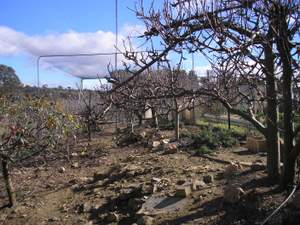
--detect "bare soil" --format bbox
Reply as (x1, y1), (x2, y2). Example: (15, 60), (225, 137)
(0, 127), (299, 225)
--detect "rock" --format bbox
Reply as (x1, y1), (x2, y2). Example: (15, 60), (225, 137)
(77, 202), (92, 213)
(71, 152), (78, 157)
(203, 175), (214, 184)
(175, 185), (192, 197)
(93, 172), (106, 181)
(161, 139), (170, 144)
(139, 131), (147, 139)
(48, 217), (59, 222)
(72, 162), (79, 168)
(291, 192), (300, 209)
(223, 163), (242, 177)
(71, 184), (82, 191)
(142, 184), (154, 195)
(58, 167), (66, 173)
(191, 179), (206, 191)
(106, 212), (119, 222)
(136, 216), (155, 225)
(251, 162), (266, 171)
(223, 185), (245, 204)
(151, 141), (161, 148)
(164, 143), (178, 154)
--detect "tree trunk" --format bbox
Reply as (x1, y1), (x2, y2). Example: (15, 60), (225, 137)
(2, 159), (16, 207)
(227, 108), (231, 130)
(130, 114), (134, 133)
(264, 39), (280, 180)
(175, 110), (180, 140)
(137, 113), (143, 126)
(273, 8), (295, 188)
(87, 117), (91, 142)
(151, 108), (159, 129)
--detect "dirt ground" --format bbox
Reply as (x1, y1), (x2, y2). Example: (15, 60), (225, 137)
(0, 126), (300, 225)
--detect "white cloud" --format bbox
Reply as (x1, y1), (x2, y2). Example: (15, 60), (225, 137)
(0, 25), (145, 78)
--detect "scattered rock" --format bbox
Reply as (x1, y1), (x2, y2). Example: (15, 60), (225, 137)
(137, 216), (155, 225)
(163, 143), (178, 154)
(161, 139), (170, 144)
(71, 184), (82, 191)
(251, 162), (266, 171)
(175, 185), (192, 197)
(223, 185), (245, 204)
(191, 179), (206, 191)
(58, 167), (66, 173)
(72, 162), (79, 168)
(142, 183), (154, 195)
(106, 212), (119, 222)
(151, 141), (161, 148)
(77, 202), (92, 213)
(48, 217), (59, 222)
(223, 163), (242, 177)
(203, 174), (214, 184)
(93, 172), (106, 181)
(139, 131), (147, 139)
(71, 152), (78, 157)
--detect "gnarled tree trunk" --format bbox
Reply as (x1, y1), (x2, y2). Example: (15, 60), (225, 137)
(2, 159), (16, 207)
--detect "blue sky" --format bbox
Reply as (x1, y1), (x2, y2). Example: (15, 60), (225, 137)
(0, 0), (209, 88)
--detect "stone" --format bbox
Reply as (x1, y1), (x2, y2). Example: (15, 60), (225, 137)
(161, 139), (170, 144)
(164, 144), (178, 154)
(175, 185), (192, 197)
(58, 167), (66, 173)
(191, 179), (206, 191)
(106, 212), (119, 222)
(77, 202), (92, 213)
(151, 177), (162, 183)
(139, 131), (147, 139)
(251, 162), (266, 171)
(48, 217), (59, 222)
(93, 172), (106, 181)
(223, 163), (242, 177)
(151, 141), (161, 148)
(71, 152), (78, 157)
(136, 216), (155, 225)
(142, 184), (154, 195)
(203, 175), (214, 184)
(72, 162), (79, 168)
(223, 185), (245, 204)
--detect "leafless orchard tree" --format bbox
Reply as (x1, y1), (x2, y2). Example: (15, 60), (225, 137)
(110, 0), (300, 187)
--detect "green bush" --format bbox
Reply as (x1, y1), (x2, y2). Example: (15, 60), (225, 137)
(183, 125), (237, 152)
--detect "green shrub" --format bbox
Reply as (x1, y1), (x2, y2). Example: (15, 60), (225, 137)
(184, 125), (237, 152)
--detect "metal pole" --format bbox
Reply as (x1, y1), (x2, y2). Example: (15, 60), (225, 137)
(115, 0), (118, 71)
(37, 56), (41, 95)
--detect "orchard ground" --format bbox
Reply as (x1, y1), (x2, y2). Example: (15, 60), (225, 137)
(0, 125), (299, 225)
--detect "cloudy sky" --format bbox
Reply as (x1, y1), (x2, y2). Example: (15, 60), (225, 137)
(0, 0), (210, 88)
